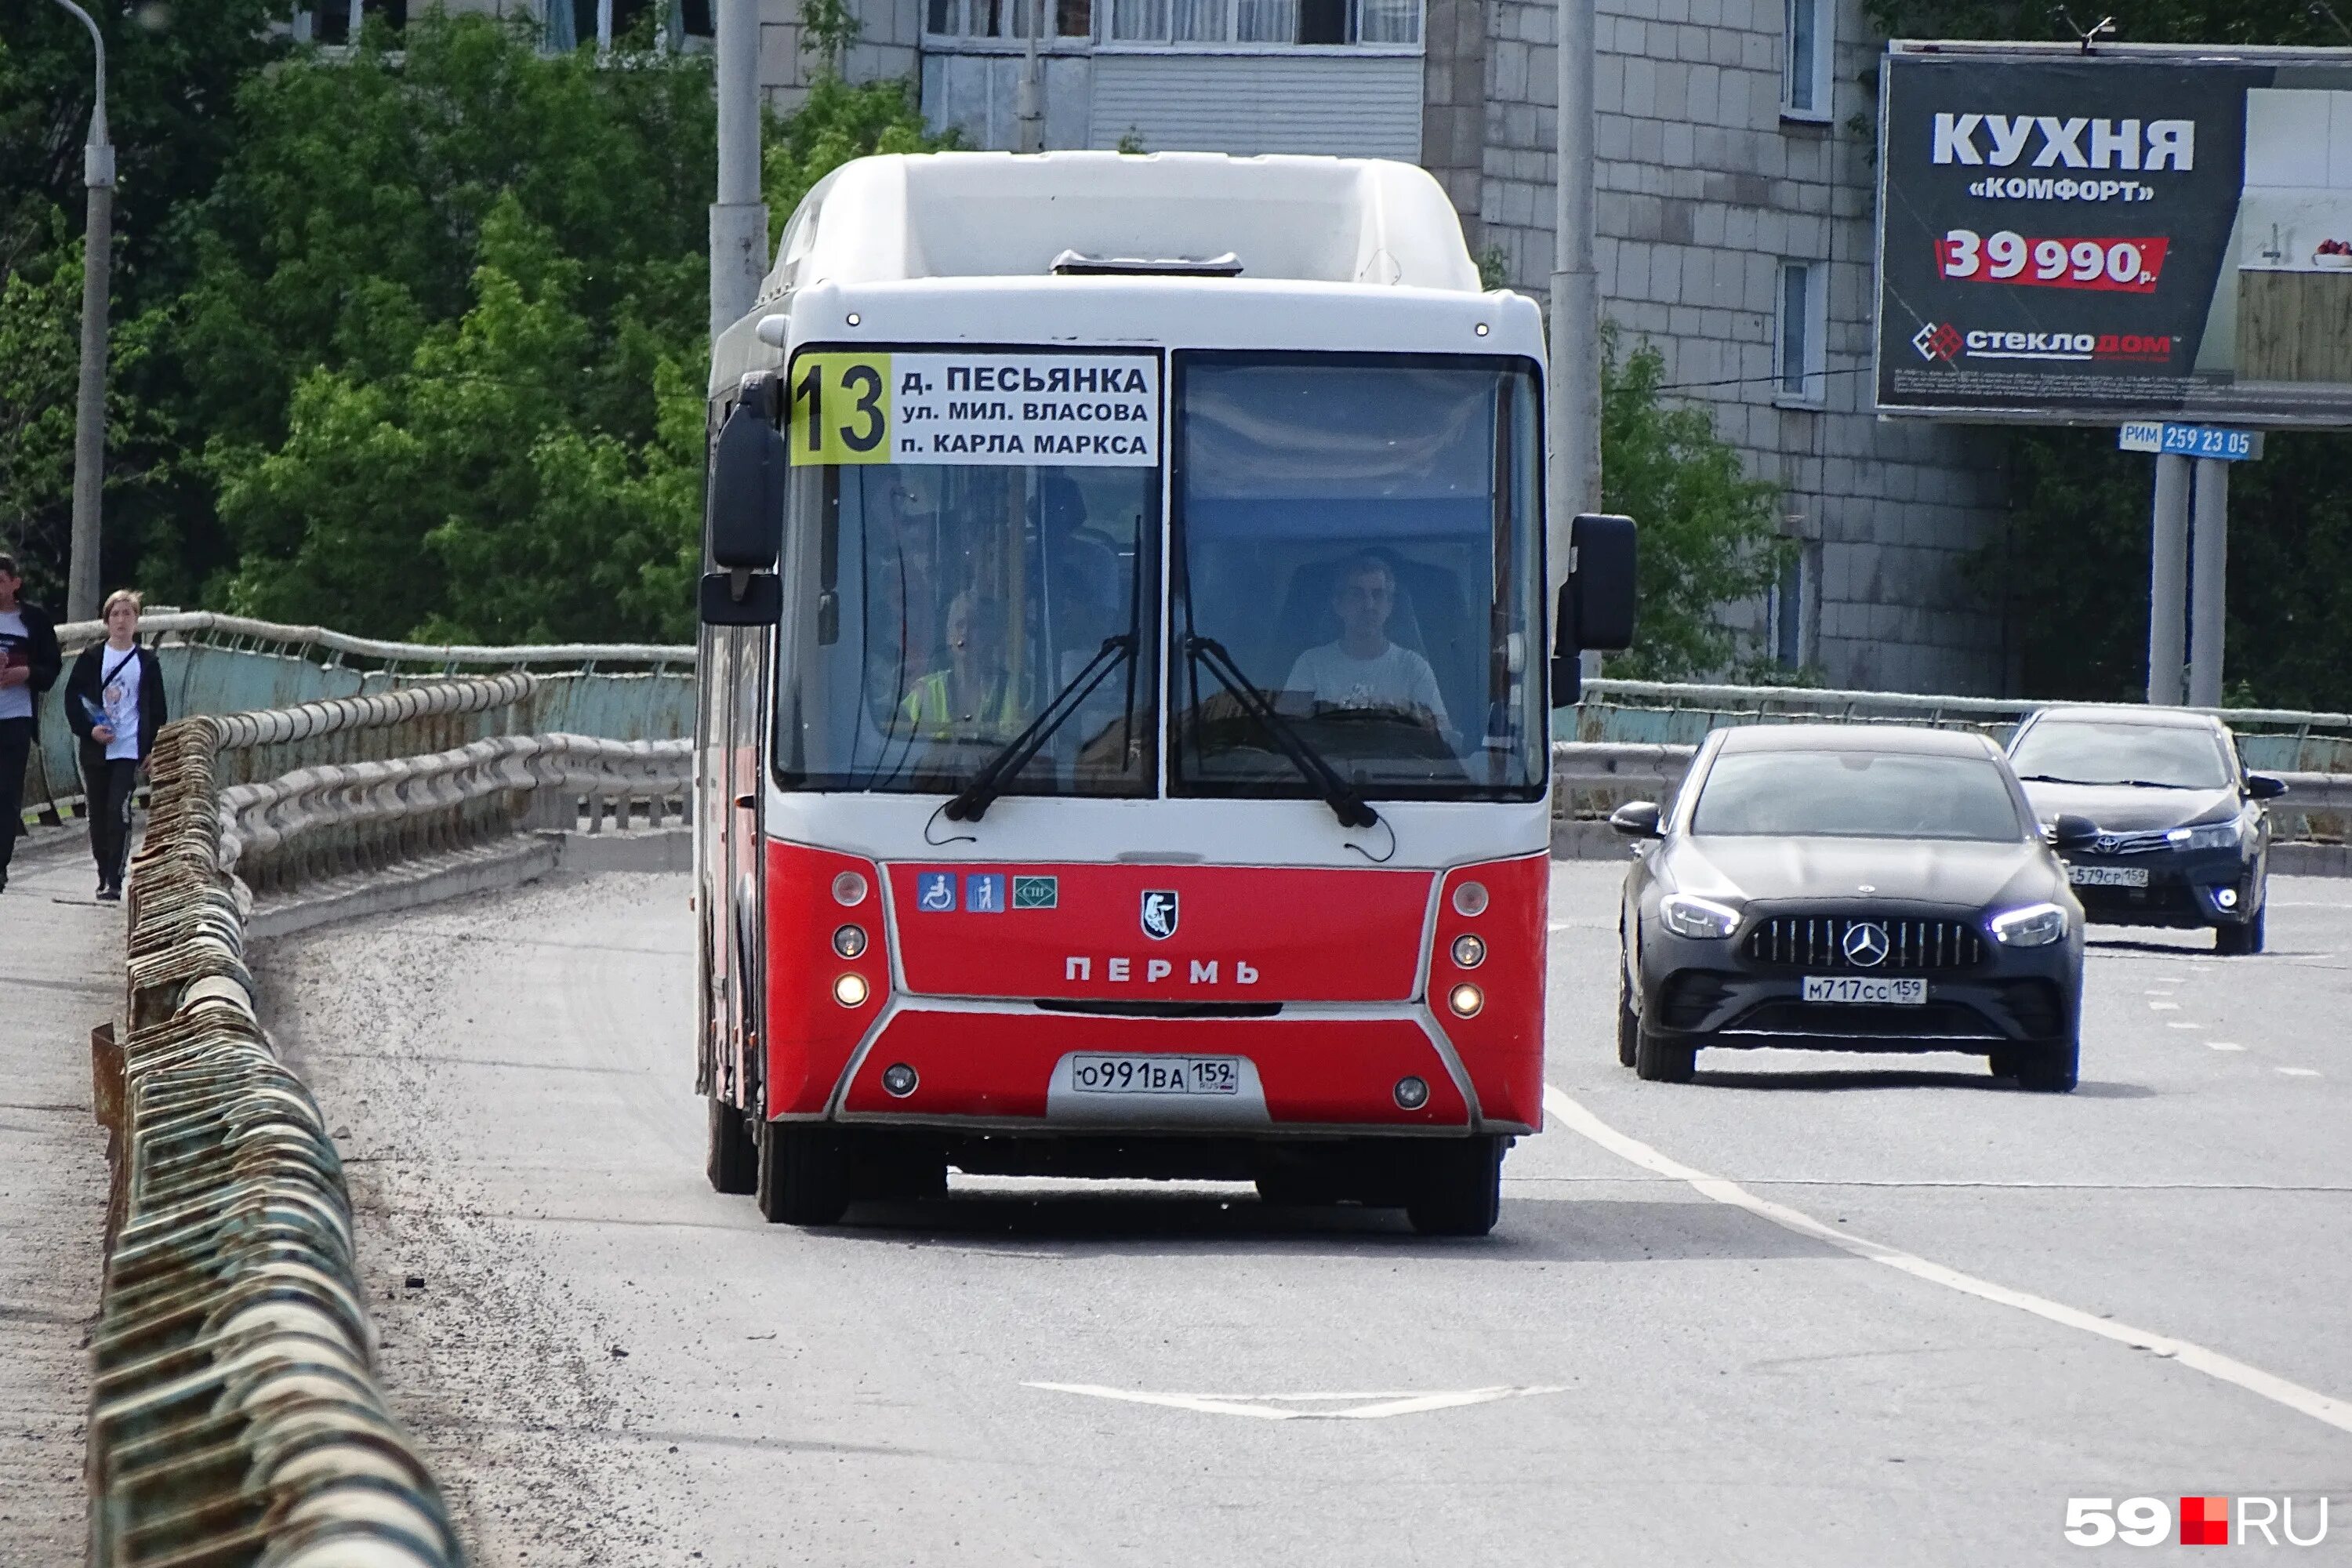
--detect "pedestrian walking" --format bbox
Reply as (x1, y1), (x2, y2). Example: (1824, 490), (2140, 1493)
(0, 552), (65, 895)
(65, 590), (165, 902)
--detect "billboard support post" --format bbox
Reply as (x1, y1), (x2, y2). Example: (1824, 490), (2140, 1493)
(2189, 457), (2230, 707)
(2147, 452), (2190, 706)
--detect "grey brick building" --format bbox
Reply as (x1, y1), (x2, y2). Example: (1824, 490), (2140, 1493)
(1426, 0), (2007, 693)
(406, 0), (2015, 691)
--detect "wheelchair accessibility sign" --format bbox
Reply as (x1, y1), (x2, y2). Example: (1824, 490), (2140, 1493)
(915, 873), (956, 913)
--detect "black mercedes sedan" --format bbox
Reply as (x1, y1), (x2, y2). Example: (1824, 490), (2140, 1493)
(1611, 724), (2088, 1091)
(2006, 706), (2285, 954)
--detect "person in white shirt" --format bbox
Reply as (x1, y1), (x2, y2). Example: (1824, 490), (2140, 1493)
(1282, 553), (1450, 731)
(65, 590), (165, 901)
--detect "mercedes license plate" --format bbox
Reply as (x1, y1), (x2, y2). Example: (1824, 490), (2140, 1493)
(1802, 976), (1927, 1006)
(2068, 864), (2149, 887)
(1069, 1054), (1241, 1095)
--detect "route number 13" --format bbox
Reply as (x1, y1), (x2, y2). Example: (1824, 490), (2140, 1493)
(790, 353), (893, 465)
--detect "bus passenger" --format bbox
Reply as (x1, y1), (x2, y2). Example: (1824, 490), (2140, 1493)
(898, 588), (1023, 739)
(1283, 553), (1450, 731)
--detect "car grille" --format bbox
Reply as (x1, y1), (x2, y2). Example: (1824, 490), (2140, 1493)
(1744, 915), (1987, 971)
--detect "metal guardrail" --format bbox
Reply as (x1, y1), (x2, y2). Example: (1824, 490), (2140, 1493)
(1570, 678), (2352, 774)
(1551, 741), (2352, 840)
(21, 615), (693, 829)
(220, 733), (690, 894)
(91, 712), (461, 1568)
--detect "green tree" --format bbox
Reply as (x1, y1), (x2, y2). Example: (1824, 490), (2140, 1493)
(175, 10), (947, 642)
(1599, 328), (1791, 680)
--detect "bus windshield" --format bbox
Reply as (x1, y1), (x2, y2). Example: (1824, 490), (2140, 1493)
(771, 459), (1159, 796)
(1171, 354), (1548, 802)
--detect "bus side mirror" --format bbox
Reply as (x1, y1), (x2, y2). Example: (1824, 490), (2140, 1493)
(702, 377), (787, 627)
(1552, 513), (1638, 703)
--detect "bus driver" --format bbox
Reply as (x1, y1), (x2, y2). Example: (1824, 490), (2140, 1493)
(1283, 553), (1450, 732)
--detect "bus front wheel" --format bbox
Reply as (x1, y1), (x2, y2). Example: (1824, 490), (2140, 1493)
(757, 1122), (851, 1225)
(1405, 1136), (1504, 1237)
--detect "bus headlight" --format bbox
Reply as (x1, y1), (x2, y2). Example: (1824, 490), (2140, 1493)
(833, 972), (871, 1007)
(1452, 880), (1490, 917)
(1990, 903), (2068, 947)
(831, 870), (869, 907)
(1447, 983), (1484, 1018)
(1450, 933), (1486, 968)
(832, 924), (869, 959)
(1660, 893), (1742, 940)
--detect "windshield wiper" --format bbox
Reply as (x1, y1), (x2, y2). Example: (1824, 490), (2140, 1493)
(943, 633), (1135, 823)
(2018, 772), (2200, 789)
(1185, 634), (1379, 831)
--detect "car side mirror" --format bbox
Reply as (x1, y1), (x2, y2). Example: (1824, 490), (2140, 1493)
(1610, 800), (1664, 839)
(2245, 772), (2288, 800)
(1552, 513), (1638, 704)
(2049, 813), (2100, 851)
(702, 376), (787, 627)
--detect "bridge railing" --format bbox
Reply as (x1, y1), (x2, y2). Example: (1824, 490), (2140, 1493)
(24, 612), (694, 827)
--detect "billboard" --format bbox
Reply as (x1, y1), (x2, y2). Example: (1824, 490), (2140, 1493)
(1875, 42), (2352, 426)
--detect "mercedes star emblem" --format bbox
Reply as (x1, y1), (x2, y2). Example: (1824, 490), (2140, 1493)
(1842, 921), (1891, 968)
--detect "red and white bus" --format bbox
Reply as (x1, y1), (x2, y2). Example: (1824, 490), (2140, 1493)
(695, 151), (1633, 1235)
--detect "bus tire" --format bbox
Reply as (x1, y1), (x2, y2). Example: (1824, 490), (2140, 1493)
(757, 1122), (851, 1225)
(1405, 1136), (1503, 1237)
(707, 1096), (757, 1195)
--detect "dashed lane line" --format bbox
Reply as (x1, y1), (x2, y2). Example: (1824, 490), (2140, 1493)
(2209, 1042), (2247, 1051)
(2278, 1067), (2323, 1078)
(1541, 1085), (2352, 1439)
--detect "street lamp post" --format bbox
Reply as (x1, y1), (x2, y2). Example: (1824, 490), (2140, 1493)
(49, 0), (113, 622)
(1549, 0), (1599, 674)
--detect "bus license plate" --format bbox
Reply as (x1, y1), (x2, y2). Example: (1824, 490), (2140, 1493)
(1802, 976), (1926, 1006)
(1069, 1055), (1242, 1095)
(2068, 864), (2149, 887)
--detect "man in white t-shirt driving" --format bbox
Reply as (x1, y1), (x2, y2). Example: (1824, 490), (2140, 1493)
(1282, 553), (1450, 731)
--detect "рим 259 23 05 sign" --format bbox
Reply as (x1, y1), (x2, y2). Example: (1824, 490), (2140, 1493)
(1876, 41), (2352, 426)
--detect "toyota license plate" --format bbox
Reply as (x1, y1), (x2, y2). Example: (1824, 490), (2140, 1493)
(1802, 976), (1927, 1006)
(2068, 864), (2150, 887)
(1069, 1054), (1242, 1095)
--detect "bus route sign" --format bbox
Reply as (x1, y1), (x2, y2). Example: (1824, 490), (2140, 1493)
(789, 350), (1160, 467)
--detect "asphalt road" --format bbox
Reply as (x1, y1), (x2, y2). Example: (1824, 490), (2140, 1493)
(255, 862), (2352, 1567)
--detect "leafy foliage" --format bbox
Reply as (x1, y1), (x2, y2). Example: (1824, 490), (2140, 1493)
(1599, 329), (1791, 680)
(88, 10), (946, 642)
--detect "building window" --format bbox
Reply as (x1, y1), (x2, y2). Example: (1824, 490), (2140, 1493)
(1770, 550), (1809, 670)
(1080, 0), (1415, 44)
(1775, 259), (1827, 406)
(934, 0), (1094, 38)
(304, 0), (406, 45)
(1781, 0), (1831, 122)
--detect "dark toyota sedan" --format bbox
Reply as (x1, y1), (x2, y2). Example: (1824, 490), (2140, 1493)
(1611, 724), (2088, 1091)
(2007, 706), (2285, 954)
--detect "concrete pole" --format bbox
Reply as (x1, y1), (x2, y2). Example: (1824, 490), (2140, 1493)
(49, 0), (111, 622)
(1548, 0), (1601, 641)
(1014, 0), (1045, 153)
(2146, 452), (2190, 706)
(2188, 456), (2230, 709)
(710, 0), (770, 343)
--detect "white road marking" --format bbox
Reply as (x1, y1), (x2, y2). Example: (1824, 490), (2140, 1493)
(2208, 1042), (2246, 1051)
(1025, 1384), (1565, 1421)
(2167, 1021), (2204, 1030)
(1541, 1086), (2352, 1439)
(2149, 1001), (2182, 1011)
(2278, 1067), (2322, 1078)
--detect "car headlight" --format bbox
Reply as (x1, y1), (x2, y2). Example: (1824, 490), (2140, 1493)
(1990, 902), (2068, 947)
(1659, 893), (1743, 940)
(2167, 819), (2243, 854)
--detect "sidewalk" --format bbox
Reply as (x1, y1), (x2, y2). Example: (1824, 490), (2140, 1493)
(0, 823), (119, 1563)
